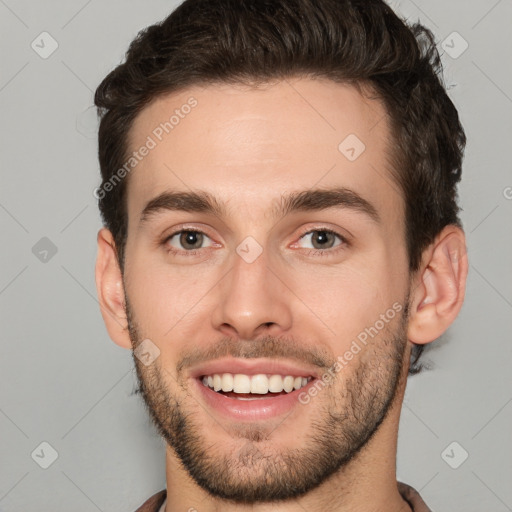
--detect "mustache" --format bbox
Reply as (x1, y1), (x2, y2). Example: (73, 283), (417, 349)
(175, 335), (336, 376)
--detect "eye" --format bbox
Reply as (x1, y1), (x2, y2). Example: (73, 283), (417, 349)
(164, 229), (214, 253)
(294, 228), (348, 253)
(161, 227), (348, 259)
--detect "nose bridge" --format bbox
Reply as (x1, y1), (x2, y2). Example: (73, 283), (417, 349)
(211, 241), (292, 338)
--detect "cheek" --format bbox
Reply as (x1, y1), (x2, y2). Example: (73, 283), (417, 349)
(290, 251), (404, 349)
(125, 258), (220, 339)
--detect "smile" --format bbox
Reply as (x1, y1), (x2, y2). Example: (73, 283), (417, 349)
(189, 357), (320, 420)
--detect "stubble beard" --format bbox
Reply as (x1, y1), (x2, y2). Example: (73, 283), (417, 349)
(126, 293), (410, 504)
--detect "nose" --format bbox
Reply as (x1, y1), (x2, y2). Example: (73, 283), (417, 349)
(211, 247), (293, 340)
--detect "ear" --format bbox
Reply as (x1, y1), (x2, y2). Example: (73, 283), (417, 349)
(407, 225), (468, 344)
(95, 228), (132, 349)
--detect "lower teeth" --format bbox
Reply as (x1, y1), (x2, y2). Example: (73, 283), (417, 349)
(233, 396), (267, 400)
(218, 391), (287, 399)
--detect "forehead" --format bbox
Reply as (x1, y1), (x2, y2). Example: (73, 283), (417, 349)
(125, 78), (403, 230)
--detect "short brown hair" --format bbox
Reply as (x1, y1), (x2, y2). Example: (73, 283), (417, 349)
(94, 0), (466, 374)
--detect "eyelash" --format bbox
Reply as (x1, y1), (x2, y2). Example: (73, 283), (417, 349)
(161, 227), (349, 258)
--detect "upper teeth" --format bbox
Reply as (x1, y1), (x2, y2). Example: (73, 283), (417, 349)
(202, 373), (311, 394)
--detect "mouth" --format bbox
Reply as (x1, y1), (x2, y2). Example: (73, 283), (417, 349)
(189, 358), (320, 421)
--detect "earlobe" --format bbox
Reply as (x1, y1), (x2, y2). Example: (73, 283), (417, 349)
(407, 226), (468, 345)
(95, 228), (132, 349)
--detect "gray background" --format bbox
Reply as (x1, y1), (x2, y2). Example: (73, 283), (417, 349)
(1, 0), (511, 510)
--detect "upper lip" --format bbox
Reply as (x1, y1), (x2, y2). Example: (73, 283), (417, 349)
(188, 357), (321, 380)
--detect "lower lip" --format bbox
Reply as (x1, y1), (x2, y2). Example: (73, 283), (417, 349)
(192, 378), (316, 422)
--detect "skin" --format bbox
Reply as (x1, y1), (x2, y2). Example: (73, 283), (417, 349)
(95, 77), (468, 512)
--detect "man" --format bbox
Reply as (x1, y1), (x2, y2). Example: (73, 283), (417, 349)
(94, 0), (468, 510)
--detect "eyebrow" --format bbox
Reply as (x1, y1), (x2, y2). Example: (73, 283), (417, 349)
(139, 186), (380, 226)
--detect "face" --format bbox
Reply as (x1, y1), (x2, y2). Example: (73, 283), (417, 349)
(121, 78), (412, 502)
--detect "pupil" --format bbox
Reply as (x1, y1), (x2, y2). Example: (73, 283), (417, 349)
(181, 231), (202, 249)
(313, 231), (333, 249)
